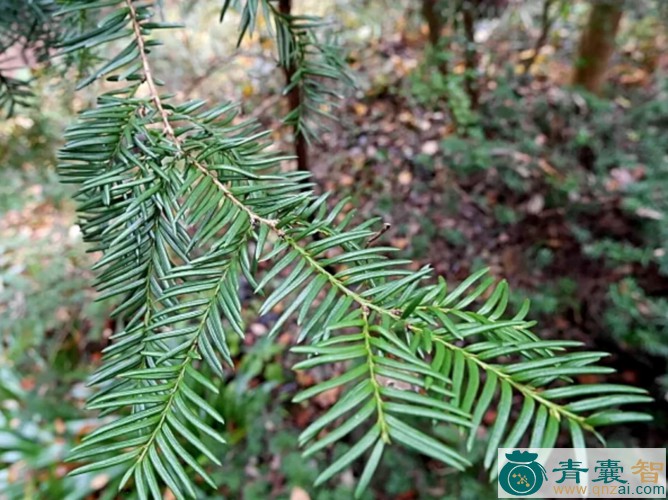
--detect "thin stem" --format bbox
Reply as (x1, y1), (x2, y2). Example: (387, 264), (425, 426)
(126, 0), (175, 141)
(361, 308), (390, 442)
(282, 234), (384, 315)
(126, 0), (277, 228)
(432, 336), (592, 431)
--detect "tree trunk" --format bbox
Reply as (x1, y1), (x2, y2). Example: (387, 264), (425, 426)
(461, 2), (479, 109)
(422, 0), (450, 75)
(279, 0), (309, 171)
(572, 0), (623, 94)
(422, 0), (443, 47)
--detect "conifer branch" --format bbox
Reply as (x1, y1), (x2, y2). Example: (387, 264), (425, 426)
(53, 2), (652, 498)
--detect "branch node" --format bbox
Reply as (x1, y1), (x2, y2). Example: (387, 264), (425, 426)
(365, 222), (391, 248)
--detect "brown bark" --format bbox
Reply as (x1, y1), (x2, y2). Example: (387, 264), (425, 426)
(522, 0), (557, 74)
(572, 0), (623, 94)
(422, 0), (443, 47)
(279, 0), (309, 171)
(422, 0), (450, 75)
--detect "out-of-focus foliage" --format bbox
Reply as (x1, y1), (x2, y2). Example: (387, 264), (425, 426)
(0, 78), (119, 498)
(0, 84), (108, 353)
(412, 66), (668, 385)
(400, 1), (668, 456)
(0, 0), (61, 115)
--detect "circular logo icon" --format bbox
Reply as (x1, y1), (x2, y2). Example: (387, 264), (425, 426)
(499, 451), (547, 497)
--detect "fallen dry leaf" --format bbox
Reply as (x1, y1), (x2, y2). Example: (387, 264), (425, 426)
(290, 487), (311, 500)
(314, 387), (342, 408)
(421, 140), (439, 156)
(398, 170), (412, 185)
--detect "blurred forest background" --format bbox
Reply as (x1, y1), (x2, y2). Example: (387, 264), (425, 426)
(1, 0), (667, 498)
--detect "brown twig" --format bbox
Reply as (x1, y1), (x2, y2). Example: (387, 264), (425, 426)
(365, 223), (391, 248)
(522, 0), (557, 74)
(126, 0), (277, 228)
(278, 0), (309, 171)
(127, 0), (176, 142)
